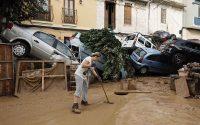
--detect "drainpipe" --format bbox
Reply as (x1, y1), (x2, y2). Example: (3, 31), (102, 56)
(148, 0), (153, 34)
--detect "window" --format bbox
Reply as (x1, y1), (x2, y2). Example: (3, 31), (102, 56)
(64, 0), (75, 16)
(161, 8), (166, 24)
(147, 55), (160, 62)
(147, 55), (170, 63)
(145, 41), (151, 48)
(124, 3), (132, 25)
(55, 40), (73, 58)
(196, 0), (200, 3)
(34, 32), (55, 46)
(198, 6), (200, 17)
(138, 37), (145, 44)
(32, 0), (52, 21)
(185, 42), (200, 50)
(63, 0), (76, 24)
(134, 48), (147, 57)
(125, 35), (136, 41)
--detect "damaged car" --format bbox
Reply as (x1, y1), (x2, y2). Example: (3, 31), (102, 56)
(161, 39), (200, 68)
(1, 22), (77, 65)
(122, 32), (156, 49)
(130, 47), (175, 74)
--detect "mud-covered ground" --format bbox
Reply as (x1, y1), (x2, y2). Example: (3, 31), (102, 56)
(0, 77), (200, 125)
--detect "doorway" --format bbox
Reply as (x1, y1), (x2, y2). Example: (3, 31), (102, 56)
(105, 1), (116, 29)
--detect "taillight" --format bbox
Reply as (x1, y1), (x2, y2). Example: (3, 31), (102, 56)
(138, 57), (144, 63)
(6, 23), (13, 30)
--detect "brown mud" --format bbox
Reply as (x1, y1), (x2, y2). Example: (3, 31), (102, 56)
(0, 77), (200, 125)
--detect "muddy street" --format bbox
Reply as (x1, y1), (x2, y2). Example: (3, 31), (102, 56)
(0, 77), (200, 125)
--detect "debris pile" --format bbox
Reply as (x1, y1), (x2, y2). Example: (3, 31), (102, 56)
(178, 62), (200, 98)
(185, 62), (200, 97)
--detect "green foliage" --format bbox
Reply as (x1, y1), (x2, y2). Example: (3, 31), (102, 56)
(80, 28), (133, 79)
(0, 0), (46, 22)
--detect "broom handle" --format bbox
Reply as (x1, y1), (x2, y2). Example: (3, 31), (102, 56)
(94, 68), (110, 102)
(100, 81), (110, 102)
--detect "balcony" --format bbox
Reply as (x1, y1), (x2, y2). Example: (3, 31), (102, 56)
(32, 6), (53, 22)
(63, 8), (77, 24)
(194, 17), (200, 26)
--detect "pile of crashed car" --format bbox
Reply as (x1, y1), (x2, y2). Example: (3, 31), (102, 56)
(1, 22), (200, 76)
(122, 31), (200, 75)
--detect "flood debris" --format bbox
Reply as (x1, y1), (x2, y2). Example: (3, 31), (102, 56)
(174, 62), (200, 98)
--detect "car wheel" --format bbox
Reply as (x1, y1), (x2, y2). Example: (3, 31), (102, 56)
(13, 42), (30, 57)
(140, 67), (148, 74)
(172, 53), (185, 67)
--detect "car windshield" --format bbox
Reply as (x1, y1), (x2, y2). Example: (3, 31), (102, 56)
(125, 34), (136, 41)
(134, 48), (147, 57)
(55, 40), (74, 59)
(33, 32), (55, 46)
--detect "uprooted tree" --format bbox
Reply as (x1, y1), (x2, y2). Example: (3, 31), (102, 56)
(80, 28), (135, 80)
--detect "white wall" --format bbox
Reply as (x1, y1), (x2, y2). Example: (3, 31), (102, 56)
(96, 0), (105, 29)
(149, 4), (183, 37)
(96, 0), (183, 37)
(183, 0), (200, 28)
(182, 28), (200, 40)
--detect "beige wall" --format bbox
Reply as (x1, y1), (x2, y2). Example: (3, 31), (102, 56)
(75, 0), (97, 29)
(23, 0), (97, 39)
(49, 0), (97, 29)
(182, 28), (200, 40)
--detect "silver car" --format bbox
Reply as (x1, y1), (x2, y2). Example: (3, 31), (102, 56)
(2, 23), (77, 65)
(122, 32), (156, 49)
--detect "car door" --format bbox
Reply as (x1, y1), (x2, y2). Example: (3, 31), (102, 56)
(145, 54), (166, 73)
(31, 31), (56, 60)
(54, 39), (74, 58)
(136, 35), (146, 48)
(185, 42), (200, 62)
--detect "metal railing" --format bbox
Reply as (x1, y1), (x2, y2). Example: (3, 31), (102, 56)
(32, 6), (53, 22)
(62, 8), (77, 24)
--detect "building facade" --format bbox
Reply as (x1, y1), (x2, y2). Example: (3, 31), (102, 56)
(23, 0), (185, 41)
(182, 0), (200, 40)
(97, 0), (184, 37)
(23, 0), (98, 41)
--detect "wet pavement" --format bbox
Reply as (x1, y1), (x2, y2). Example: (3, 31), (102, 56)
(0, 77), (200, 125)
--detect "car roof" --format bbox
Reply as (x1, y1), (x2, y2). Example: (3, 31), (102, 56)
(176, 39), (200, 45)
(14, 23), (39, 35)
(141, 47), (160, 55)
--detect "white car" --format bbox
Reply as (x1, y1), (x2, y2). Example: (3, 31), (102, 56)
(2, 23), (78, 65)
(122, 32), (156, 49)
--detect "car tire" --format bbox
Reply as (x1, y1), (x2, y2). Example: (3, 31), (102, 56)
(13, 42), (30, 57)
(139, 67), (148, 75)
(172, 53), (185, 67)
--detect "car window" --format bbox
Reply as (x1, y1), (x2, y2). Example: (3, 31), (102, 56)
(55, 40), (73, 58)
(125, 35), (136, 41)
(138, 37), (145, 45)
(147, 54), (170, 63)
(147, 55), (161, 62)
(145, 41), (151, 48)
(185, 42), (200, 50)
(34, 32), (55, 46)
(134, 48), (147, 57)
